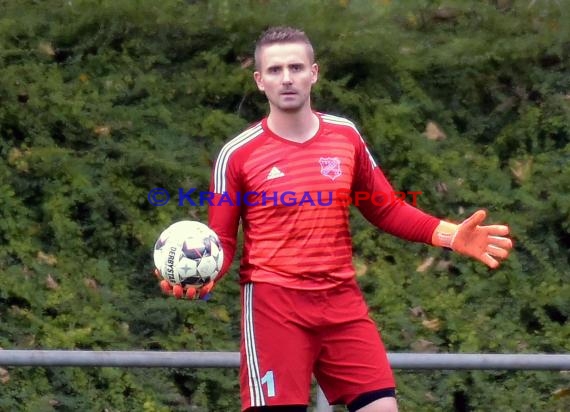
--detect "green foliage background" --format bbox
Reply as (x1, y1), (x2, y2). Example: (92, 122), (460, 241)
(0, 0), (568, 410)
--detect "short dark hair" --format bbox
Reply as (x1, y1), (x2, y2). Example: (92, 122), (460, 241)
(254, 26), (315, 70)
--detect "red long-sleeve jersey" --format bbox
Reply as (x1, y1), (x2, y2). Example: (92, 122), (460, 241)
(208, 112), (440, 290)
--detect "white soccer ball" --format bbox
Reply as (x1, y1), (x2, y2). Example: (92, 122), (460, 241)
(153, 220), (224, 287)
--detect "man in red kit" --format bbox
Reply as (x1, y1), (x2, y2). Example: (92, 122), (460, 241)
(158, 27), (513, 411)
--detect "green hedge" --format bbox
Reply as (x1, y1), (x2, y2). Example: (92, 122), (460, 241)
(0, 0), (568, 410)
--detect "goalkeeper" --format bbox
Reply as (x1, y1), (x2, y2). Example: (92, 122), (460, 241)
(158, 26), (512, 412)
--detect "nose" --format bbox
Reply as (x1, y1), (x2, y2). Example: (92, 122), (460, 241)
(282, 69), (292, 85)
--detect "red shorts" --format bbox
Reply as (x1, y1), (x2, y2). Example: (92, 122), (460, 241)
(239, 279), (395, 410)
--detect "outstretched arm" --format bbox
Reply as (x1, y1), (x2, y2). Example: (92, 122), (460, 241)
(352, 131), (512, 269)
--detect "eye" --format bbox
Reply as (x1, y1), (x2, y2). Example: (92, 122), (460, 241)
(267, 66), (281, 74)
(291, 64), (303, 72)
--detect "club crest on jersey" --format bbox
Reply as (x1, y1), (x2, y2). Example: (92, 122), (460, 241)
(319, 157), (342, 180)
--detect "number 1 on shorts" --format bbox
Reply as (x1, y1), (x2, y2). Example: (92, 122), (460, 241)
(261, 370), (276, 397)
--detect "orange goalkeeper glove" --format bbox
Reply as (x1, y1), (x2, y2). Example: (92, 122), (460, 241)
(432, 209), (513, 269)
(153, 269), (214, 300)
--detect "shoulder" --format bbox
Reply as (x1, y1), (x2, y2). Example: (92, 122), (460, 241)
(212, 121), (265, 192)
(215, 121), (264, 163)
(318, 112), (361, 136)
(318, 112), (376, 162)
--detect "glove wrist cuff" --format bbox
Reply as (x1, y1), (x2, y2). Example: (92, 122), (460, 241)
(432, 220), (459, 249)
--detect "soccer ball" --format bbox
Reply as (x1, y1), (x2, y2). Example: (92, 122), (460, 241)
(153, 220), (223, 287)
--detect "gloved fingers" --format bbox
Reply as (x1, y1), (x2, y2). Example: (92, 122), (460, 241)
(157, 275), (215, 300)
(184, 281), (214, 300)
(482, 225), (510, 237)
(488, 235), (513, 249)
(153, 268), (163, 280)
(198, 281), (214, 300)
(184, 287), (198, 299)
(479, 252), (500, 269)
(160, 281), (198, 300)
(486, 244), (510, 260)
(160, 279), (173, 295)
(172, 284), (184, 299)
(460, 210), (487, 230)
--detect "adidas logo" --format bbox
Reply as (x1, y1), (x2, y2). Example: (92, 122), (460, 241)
(266, 166), (285, 180)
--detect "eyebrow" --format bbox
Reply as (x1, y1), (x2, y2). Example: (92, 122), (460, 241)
(266, 62), (305, 70)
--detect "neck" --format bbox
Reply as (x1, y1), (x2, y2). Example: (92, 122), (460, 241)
(267, 106), (319, 143)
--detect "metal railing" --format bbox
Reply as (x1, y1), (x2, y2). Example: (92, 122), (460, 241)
(1, 351), (569, 411)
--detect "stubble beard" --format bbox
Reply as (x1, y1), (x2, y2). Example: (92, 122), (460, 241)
(270, 94), (310, 114)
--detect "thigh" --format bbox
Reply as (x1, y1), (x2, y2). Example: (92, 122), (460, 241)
(240, 283), (318, 410)
(314, 282), (396, 406)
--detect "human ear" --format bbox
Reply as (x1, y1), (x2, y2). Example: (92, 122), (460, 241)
(311, 63), (319, 84)
(254, 71), (264, 91)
